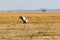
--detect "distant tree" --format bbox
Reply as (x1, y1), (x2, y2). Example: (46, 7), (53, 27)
(41, 8), (46, 12)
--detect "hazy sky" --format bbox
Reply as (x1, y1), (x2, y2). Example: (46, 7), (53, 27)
(0, 0), (60, 10)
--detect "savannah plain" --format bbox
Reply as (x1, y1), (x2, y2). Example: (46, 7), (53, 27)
(0, 12), (60, 40)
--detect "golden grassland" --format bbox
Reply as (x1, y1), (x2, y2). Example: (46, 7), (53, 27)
(0, 12), (60, 24)
(0, 12), (60, 40)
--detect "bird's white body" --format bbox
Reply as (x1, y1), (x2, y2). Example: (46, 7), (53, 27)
(25, 19), (28, 23)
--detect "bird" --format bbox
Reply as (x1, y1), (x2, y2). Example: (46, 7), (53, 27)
(19, 16), (28, 24)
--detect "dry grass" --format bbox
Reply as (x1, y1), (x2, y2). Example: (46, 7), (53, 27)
(0, 12), (60, 24)
(0, 12), (60, 40)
